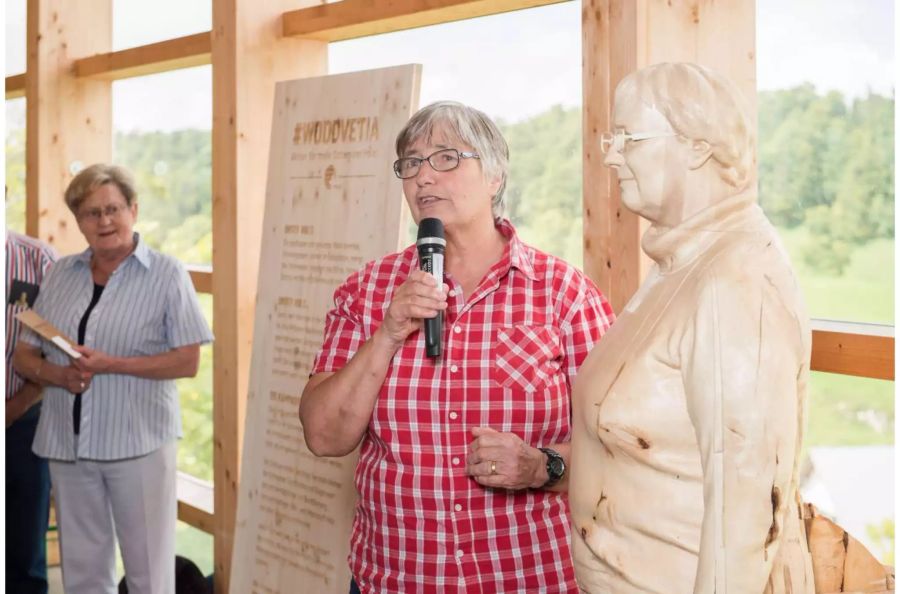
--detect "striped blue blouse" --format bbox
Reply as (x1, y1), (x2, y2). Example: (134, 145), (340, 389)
(21, 234), (213, 461)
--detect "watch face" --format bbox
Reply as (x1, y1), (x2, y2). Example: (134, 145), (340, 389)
(548, 456), (565, 479)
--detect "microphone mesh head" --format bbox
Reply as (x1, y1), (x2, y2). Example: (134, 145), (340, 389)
(417, 218), (444, 240)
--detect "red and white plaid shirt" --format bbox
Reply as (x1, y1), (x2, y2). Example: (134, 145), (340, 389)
(313, 220), (614, 593)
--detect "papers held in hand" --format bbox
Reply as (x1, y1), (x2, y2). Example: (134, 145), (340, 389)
(15, 310), (82, 360)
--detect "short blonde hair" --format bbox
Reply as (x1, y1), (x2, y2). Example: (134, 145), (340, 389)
(616, 63), (755, 190)
(64, 163), (137, 213)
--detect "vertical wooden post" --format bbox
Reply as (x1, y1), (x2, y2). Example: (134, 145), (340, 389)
(582, 0), (756, 313)
(210, 1), (326, 590)
(26, 0), (112, 255)
(582, 0), (641, 312)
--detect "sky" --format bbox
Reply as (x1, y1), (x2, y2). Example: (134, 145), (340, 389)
(3, 0), (896, 132)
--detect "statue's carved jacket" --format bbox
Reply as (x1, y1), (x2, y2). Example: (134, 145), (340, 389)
(570, 191), (815, 594)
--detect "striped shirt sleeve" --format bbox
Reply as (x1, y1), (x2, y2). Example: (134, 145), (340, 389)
(164, 259), (214, 348)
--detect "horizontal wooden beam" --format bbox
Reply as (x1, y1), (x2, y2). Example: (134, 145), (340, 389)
(811, 320), (894, 381)
(74, 32), (211, 81)
(6, 74), (25, 99)
(187, 265), (213, 294)
(177, 471), (214, 534)
(282, 0), (569, 42)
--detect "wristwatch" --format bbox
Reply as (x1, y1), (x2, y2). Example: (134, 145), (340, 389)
(539, 447), (566, 489)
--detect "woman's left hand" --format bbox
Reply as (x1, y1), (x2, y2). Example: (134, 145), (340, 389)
(466, 426), (544, 490)
(72, 346), (118, 374)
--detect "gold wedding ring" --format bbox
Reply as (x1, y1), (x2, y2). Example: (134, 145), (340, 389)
(490, 461), (497, 475)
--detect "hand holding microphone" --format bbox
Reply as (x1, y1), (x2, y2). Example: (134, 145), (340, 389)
(377, 218), (447, 353)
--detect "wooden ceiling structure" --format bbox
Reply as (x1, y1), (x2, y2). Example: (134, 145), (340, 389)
(6, 1), (893, 591)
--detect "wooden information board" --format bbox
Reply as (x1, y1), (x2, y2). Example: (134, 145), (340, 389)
(230, 65), (421, 594)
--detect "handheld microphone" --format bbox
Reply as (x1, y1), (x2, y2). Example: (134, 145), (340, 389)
(416, 218), (445, 358)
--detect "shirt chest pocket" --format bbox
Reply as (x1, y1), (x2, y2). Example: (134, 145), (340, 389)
(492, 325), (563, 392)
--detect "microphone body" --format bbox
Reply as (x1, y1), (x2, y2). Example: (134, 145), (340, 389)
(416, 218), (446, 358)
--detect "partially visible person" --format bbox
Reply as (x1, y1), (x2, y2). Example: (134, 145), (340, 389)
(13, 163), (214, 594)
(6, 230), (57, 594)
(300, 101), (615, 593)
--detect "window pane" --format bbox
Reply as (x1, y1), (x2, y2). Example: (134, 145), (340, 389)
(757, 0), (894, 324)
(329, 3), (583, 265)
(113, 0), (210, 50)
(6, 98), (26, 233)
(5, 0), (25, 74)
(175, 521), (213, 579)
(112, 66), (212, 266)
(176, 293), (213, 482)
(800, 372), (894, 564)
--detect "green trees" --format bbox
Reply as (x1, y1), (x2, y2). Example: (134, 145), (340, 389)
(500, 106), (584, 267)
(116, 130), (213, 265)
(758, 88), (894, 273)
(5, 124), (25, 231)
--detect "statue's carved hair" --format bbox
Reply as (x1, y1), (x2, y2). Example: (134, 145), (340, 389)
(617, 62), (755, 190)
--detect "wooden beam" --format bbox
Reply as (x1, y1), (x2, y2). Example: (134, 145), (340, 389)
(211, 0), (326, 590)
(282, 0), (567, 41)
(27, 0), (112, 255)
(582, 0), (641, 313)
(177, 471), (215, 535)
(187, 265), (213, 294)
(6, 74), (25, 99)
(74, 32), (211, 81)
(811, 321), (894, 381)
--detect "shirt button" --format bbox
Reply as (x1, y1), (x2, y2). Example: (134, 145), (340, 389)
(454, 503), (463, 512)
(449, 411), (458, 420)
(455, 549), (464, 558)
(450, 364), (458, 373)
(452, 457), (460, 465)
(453, 326), (461, 334)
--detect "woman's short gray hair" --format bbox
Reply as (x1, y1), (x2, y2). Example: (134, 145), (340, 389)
(395, 101), (510, 220)
(64, 163), (137, 214)
(616, 62), (755, 190)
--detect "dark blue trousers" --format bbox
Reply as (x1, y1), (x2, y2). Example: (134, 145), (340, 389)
(350, 578), (361, 594)
(6, 403), (50, 594)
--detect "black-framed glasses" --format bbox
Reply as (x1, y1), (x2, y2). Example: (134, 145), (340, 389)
(77, 203), (129, 223)
(600, 129), (677, 154)
(393, 148), (480, 179)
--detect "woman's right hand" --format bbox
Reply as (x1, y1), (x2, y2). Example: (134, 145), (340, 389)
(378, 270), (448, 349)
(60, 364), (93, 394)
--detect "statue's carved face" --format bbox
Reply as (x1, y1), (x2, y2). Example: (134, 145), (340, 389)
(604, 99), (689, 226)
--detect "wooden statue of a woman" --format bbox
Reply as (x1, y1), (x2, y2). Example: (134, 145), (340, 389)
(570, 62), (815, 594)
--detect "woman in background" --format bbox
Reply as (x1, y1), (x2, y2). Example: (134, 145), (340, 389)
(14, 163), (214, 594)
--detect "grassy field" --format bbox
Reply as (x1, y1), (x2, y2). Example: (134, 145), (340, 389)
(778, 228), (894, 325)
(775, 228), (894, 448)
